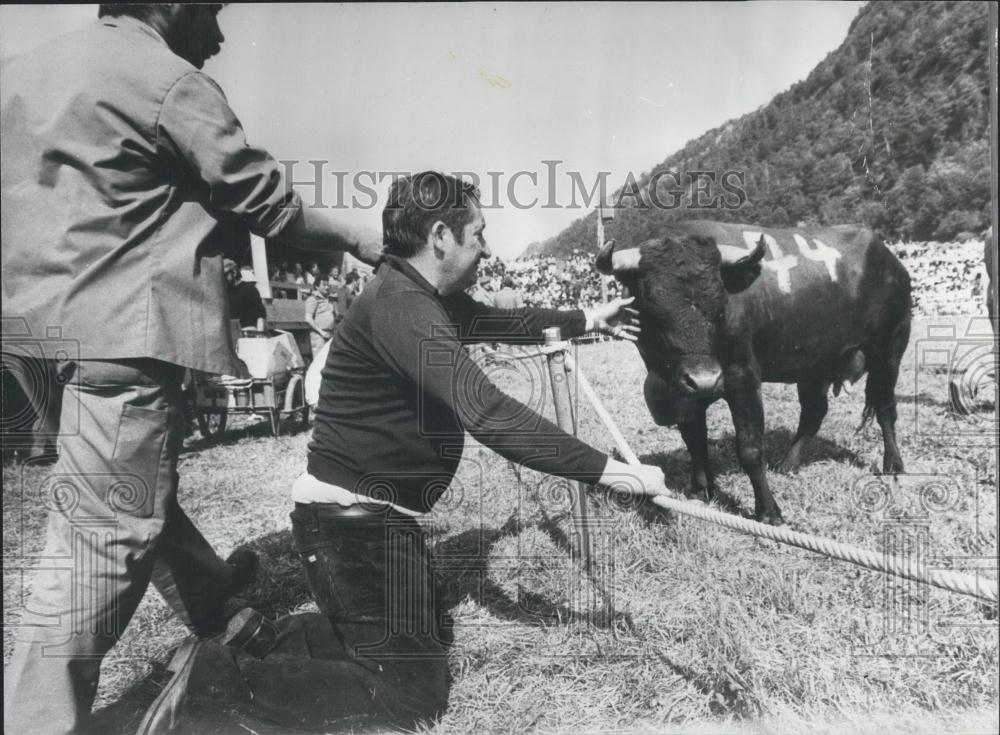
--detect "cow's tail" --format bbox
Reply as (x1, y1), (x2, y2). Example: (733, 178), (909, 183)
(857, 315), (912, 434)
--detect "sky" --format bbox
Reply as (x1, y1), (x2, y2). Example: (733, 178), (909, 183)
(0, 2), (866, 258)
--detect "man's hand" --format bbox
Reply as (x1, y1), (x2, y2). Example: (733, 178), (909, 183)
(598, 458), (672, 496)
(584, 297), (641, 342)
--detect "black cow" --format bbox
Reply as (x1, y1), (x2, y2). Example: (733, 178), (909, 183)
(597, 220), (912, 524)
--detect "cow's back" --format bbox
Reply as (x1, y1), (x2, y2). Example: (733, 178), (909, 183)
(662, 221), (911, 383)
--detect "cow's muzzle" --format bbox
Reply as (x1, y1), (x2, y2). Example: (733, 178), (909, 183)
(679, 365), (724, 397)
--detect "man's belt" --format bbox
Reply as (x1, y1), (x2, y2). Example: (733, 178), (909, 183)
(293, 501), (392, 519)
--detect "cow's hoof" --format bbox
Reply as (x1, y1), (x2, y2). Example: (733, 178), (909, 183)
(756, 510), (785, 526)
(773, 457), (801, 474)
(688, 488), (712, 504)
(883, 457), (904, 475)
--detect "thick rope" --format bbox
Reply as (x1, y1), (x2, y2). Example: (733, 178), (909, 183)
(556, 348), (998, 605)
(645, 494), (997, 603)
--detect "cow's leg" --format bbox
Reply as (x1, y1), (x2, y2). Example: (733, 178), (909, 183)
(865, 320), (909, 474)
(678, 406), (714, 501)
(726, 369), (782, 525)
(775, 379), (829, 474)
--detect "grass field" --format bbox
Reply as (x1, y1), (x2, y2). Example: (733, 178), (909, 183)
(3, 315), (997, 734)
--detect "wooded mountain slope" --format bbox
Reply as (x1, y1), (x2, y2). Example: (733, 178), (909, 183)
(531, 1), (992, 257)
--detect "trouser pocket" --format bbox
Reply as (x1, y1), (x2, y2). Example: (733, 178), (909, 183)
(108, 403), (172, 518)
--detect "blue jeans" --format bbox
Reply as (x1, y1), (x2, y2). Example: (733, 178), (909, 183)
(289, 502), (451, 725)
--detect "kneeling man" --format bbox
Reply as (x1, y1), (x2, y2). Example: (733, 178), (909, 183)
(291, 172), (669, 726)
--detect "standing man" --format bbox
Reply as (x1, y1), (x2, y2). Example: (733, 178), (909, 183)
(329, 265), (345, 289)
(304, 276), (337, 357)
(1, 6), (380, 734)
(225, 259), (267, 332)
(289, 172), (670, 726)
(334, 269), (361, 325)
(304, 261), (322, 287)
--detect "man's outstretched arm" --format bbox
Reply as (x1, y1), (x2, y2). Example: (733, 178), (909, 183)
(156, 71), (383, 266)
(450, 291), (640, 343)
(372, 292), (666, 496)
(273, 208), (384, 266)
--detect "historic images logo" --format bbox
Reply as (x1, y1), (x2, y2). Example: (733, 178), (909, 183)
(6, 472), (151, 650)
(1, 318), (81, 453)
(912, 317), (997, 444)
(279, 160), (749, 212)
(847, 472), (996, 657)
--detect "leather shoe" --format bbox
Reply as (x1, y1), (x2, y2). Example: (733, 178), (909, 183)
(226, 548), (259, 597)
(194, 549), (259, 637)
(135, 639), (255, 735)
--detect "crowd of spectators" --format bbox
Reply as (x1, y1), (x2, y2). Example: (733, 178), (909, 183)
(266, 260), (372, 300)
(260, 242), (990, 318)
(475, 251), (622, 309)
(481, 242), (990, 317)
(262, 253), (619, 311)
(888, 239), (992, 316)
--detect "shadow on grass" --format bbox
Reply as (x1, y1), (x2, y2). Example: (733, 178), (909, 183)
(653, 651), (761, 720)
(896, 390), (965, 412)
(433, 513), (757, 718)
(641, 426), (863, 480)
(622, 426), (864, 523)
(434, 517), (630, 630)
(237, 529), (313, 619)
(628, 448), (749, 523)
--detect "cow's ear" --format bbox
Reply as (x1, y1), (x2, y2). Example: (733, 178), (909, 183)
(595, 238), (617, 275)
(720, 236), (765, 293)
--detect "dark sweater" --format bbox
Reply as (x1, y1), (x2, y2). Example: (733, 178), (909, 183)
(307, 255), (609, 513)
(228, 282), (266, 328)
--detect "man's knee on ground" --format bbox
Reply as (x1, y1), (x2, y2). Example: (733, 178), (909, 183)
(377, 655), (450, 723)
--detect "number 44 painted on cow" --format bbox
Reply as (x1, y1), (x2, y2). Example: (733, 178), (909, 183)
(733, 231), (843, 294)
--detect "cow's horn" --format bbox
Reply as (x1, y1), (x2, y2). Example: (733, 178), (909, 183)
(595, 238), (617, 274)
(595, 239), (641, 274)
(718, 235), (766, 266)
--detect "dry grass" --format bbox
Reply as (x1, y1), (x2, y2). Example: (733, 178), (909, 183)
(3, 314), (997, 734)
